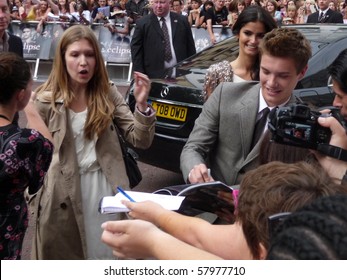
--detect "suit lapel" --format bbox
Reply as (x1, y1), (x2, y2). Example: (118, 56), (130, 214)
(239, 84), (261, 159)
(170, 12), (177, 40)
(322, 9), (332, 22)
(151, 13), (164, 39)
(321, 9), (333, 23)
(242, 92), (297, 166)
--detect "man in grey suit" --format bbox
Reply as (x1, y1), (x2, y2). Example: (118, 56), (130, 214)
(130, 0), (196, 79)
(181, 28), (312, 186)
(306, 0), (343, 23)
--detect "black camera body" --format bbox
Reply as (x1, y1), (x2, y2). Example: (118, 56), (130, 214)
(268, 104), (332, 150)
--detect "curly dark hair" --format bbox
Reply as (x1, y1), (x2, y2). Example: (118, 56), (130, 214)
(0, 53), (31, 105)
(237, 161), (347, 259)
(328, 49), (347, 94)
(267, 194), (347, 259)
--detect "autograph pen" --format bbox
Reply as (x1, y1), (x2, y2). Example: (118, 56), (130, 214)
(117, 186), (136, 202)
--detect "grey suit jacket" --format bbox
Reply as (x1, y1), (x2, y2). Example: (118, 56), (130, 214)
(131, 12), (196, 78)
(180, 82), (297, 186)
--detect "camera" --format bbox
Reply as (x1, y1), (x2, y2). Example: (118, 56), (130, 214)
(268, 104), (333, 150)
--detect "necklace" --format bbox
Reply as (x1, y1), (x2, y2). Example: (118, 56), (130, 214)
(0, 114), (10, 121)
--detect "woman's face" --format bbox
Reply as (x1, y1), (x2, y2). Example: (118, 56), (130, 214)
(266, 2), (275, 12)
(191, 1), (200, 8)
(238, 3), (245, 12)
(64, 39), (96, 88)
(40, 1), (48, 11)
(288, 0), (295, 8)
(328, 1), (336, 10)
(287, 8), (296, 17)
(24, 0), (32, 8)
(237, 21), (266, 57)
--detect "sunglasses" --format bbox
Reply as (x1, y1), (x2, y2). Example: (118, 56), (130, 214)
(268, 212), (291, 240)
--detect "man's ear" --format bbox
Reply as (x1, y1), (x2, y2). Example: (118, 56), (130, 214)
(258, 243), (267, 260)
(298, 64), (308, 80)
(16, 89), (26, 102)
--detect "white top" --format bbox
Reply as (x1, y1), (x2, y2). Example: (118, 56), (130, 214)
(158, 14), (177, 69)
(71, 10), (92, 23)
(69, 109), (120, 260)
(232, 73), (247, 83)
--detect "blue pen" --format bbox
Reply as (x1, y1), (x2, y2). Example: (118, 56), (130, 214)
(117, 186), (136, 202)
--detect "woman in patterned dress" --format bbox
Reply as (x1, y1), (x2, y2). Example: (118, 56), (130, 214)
(0, 52), (53, 260)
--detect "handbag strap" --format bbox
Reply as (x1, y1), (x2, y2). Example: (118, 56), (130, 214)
(113, 120), (128, 156)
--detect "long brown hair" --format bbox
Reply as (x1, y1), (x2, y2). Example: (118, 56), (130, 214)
(36, 25), (115, 139)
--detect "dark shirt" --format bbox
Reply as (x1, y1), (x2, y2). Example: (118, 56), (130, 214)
(125, 0), (149, 23)
(0, 125), (53, 259)
(205, 6), (228, 25)
(7, 32), (23, 57)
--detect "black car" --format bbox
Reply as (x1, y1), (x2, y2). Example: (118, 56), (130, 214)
(127, 24), (347, 173)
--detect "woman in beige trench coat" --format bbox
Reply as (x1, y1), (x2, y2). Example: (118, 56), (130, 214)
(30, 25), (155, 259)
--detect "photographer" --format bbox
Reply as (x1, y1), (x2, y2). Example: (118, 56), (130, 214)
(330, 49), (347, 121)
(314, 49), (347, 184)
(314, 116), (347, 184)
(268, 49), (347, 184)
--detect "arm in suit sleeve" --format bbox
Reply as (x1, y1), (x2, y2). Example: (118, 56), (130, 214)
(333, 11), (344, 23)
(183, 16), (196, 57)
(180, 83), (222, 181)
(130, 22), (145, 74)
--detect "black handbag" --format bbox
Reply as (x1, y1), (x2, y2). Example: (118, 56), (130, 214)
(115, 125), (142, 188)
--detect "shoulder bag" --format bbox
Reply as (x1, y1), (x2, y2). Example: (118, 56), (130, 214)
(114, 124), (142, 188)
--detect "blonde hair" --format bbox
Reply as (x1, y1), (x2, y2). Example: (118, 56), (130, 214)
(36, 25), (115, 140)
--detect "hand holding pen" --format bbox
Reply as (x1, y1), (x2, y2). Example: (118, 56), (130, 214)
(117, 186), (136, 202)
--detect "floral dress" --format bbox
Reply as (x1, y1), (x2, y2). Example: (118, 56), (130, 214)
(202, 60), (246, 101)
(0, 124), (53, 260)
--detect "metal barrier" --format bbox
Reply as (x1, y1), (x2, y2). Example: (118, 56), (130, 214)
(10, 21), (232, 82)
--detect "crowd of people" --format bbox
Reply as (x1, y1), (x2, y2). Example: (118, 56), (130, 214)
(5, 0), (347, 39)
(1, 0), (347, 261)
(6, 0), (346, 25)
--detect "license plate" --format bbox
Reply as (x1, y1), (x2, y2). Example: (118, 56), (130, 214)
(151, 102), (187, 122)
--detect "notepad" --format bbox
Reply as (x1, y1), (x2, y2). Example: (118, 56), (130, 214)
(99, 191), (185, 214)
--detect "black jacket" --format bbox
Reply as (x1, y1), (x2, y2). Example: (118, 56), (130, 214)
(306, 9), (344, 23)
(131, 12), (196, 78)
(8, 32), (23, 57)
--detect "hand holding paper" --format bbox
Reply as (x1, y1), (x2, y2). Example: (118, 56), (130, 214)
(99, 191), (185, 214)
